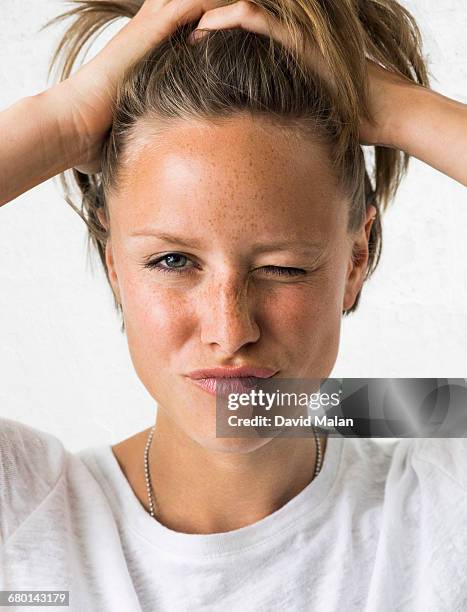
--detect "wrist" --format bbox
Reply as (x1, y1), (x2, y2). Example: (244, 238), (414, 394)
(38, 84), (91, 170)
(45, 79), (107, 171)
(383, 85), (460, 154)
(379, 82), (430, 151)
(361, 62), (430, 150)
(383, 84), (467, 185)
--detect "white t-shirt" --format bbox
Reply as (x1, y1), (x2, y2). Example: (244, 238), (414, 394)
(0, 416), (466, 612)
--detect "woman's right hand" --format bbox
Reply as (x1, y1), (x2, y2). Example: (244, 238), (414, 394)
(51, 0), (226, 174)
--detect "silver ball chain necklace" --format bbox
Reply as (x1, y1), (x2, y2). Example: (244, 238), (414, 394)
(144, 425), (325, 519)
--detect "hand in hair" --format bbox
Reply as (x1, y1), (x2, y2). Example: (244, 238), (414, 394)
(189, 0), (467, 186)
(187, 0), (416, 148)
(47, 0), (231, 174)
(60, 0), (433, 169)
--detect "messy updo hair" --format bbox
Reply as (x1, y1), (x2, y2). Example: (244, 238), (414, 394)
(46, 0), (429, 332)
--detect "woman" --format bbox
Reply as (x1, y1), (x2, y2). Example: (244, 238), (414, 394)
(1, 0), (466, 610)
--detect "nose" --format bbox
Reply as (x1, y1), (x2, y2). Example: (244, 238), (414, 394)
(199, 273), (261, 355)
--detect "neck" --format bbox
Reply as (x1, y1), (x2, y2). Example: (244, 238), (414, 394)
(113, 413), (326, 535)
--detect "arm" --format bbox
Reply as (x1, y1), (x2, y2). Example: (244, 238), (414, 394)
(0, 89), (90, 208)
(363, 61), (467, 187)
(395, 89), (467, 186)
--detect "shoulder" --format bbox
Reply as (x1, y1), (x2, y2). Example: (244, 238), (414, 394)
(411, 437), (467, 492)
(339, 437), (467, 495)
(0, 416), (66, 476)
(363, 437), (467, 506)
(0, 417), (67, 544)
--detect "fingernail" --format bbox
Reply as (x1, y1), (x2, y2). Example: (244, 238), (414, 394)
(189, 29), (205, 43)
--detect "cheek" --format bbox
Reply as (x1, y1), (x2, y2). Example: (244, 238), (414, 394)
(265, 268), (346, 377)
(120, 273), (193, 368)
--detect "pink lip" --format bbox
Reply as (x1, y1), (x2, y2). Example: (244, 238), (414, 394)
(188, 366), (278, 379)
(187, 366), (278, 398)
(190, 377), (264, 397)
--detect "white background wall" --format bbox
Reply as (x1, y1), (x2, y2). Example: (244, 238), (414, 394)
(0, 1), (466, 452)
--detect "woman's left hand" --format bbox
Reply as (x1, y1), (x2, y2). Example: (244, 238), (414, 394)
(189, 0), (467, 186)
(187, 0), (404, 147)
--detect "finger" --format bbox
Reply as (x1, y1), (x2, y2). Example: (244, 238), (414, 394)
(129, 0), (233, 46)
(186, 0), (289, 46)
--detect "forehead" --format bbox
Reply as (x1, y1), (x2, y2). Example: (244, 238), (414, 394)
(109, 115), (346, 240)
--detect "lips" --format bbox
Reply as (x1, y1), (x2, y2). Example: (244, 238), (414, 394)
(187, 365), (278, 398)
(190, 376), (264, 397)
(188, 365), (278, 379)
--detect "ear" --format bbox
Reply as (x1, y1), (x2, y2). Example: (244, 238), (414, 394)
(342, 204), (377, 312)
(103, 239), (122, 306)
(96, 208), (122, 306)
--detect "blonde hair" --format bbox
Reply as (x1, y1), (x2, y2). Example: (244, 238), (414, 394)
(46, 0), (429, 330)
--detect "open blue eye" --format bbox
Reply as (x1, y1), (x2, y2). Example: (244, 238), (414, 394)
(143, 253), (192, 274)
(158, 254), (188, 269)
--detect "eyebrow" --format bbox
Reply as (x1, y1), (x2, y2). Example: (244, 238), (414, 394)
(128, 231), (326, 253)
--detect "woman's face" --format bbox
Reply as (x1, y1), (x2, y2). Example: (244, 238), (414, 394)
(104, 116), (371, 451)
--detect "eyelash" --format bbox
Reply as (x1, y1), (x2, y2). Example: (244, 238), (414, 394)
(142, 253), (307, 277)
